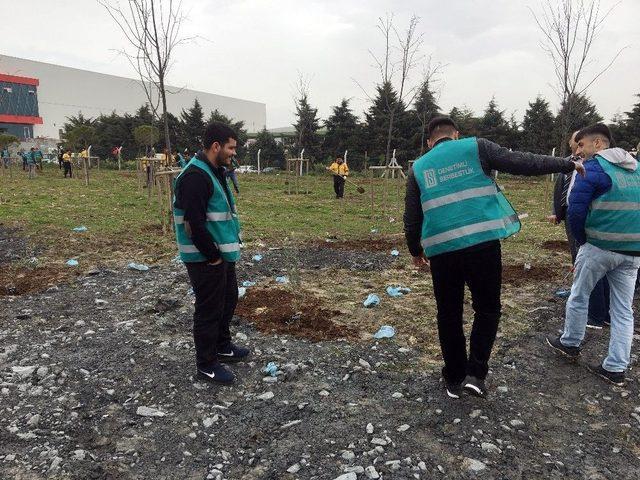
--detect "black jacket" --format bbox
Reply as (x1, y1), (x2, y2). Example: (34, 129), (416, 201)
(174, 151), (235, 262)
(403, 138), (576, 257)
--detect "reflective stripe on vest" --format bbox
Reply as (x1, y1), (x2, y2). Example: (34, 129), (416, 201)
(413, 137), (520, 257)
(174, 211), (235, 224)
(585, 155), (640, 252)
(591, 200), (640, 211)
(421, 214), (520, 249)
(178, 241), (241, 254)
(421, 185), (497, 212)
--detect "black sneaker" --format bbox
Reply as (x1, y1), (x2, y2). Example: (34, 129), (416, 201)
(444, 380), (463, 399)
(463, 376), (487, 398)
(546, 335), (580, 358)
(586, 317), (604, 330)
(196, 363), (235, 385)
(587, 363), (625, 386)
(217, 344), (251, 363)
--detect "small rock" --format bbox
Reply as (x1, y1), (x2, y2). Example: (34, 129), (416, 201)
(27, 414), (41, 426)
(36, 366), (49, 378)
(365, 465), (380, 479)
(391, 392), (404, 398)
(11, 366), (36, 379)
(481, 442), (501, 454)
(397, 424), (410, 432)
(334, 473), (357, 480)
(319, 389), (330, 397)
(359, 358), (371, 369)
(342, 450), (356, 461)
(509, 419), (525, 427)
(256, 391), (274, 401)
(136, 406), (166, 417)
(470, 409), (482, 418)
(287, 463), (301, 474)
(497, 386), (508, 394)
(48, 456), (62, 472)
(370, 437), (387, 446)
(72, 449), (86, 461)
(203, 417), (219, 429)
(235, 332), (248, 342)
(366, 423), (374, 434)
(463, 457), (486, 473)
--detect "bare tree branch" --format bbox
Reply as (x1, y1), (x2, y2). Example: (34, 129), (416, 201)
(98, 0), (191, 155)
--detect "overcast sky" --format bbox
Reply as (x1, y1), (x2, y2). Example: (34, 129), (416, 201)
(2, 0), (638, 129)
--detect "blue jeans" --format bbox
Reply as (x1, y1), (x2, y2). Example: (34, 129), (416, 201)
(561, 243), (640, 372)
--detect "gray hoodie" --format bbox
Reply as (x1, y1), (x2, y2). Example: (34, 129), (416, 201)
(598, 147), (638, 172)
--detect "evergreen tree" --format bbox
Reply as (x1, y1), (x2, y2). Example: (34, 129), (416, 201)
(449, 106), (480, 138)
(623, 93), (640, 149)
(478, 97), (511, 146)
(412, 81), (440, 155)
(180, 98), (206, 151)
(248, 127), (285, 169)
(364, 82), (410, 164)
(323, 99), (360, 163)
(555, 94), (602, 154)
(134, 105), (154, 126)
(157, 112), (181, 154)
(521, 96), (555, 154)
(293, 92), (321, 161)
(207, 109), (249, 159)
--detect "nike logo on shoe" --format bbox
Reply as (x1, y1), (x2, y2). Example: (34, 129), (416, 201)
(218, 352), (234, 357)
(198, 370), (216, 378)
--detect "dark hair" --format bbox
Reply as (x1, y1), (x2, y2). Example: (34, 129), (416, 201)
(202, 122), (238, 150)
(575, 123), (613, 144)
(427, 116), (458, 138)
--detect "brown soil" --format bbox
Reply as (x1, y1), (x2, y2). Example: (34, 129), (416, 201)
(236, 287), (357, 341)
(0, 265), (77, 296)
(317, 237), (400, 253)
(542, 239), (570, 252)
(502, 263), (558, 286)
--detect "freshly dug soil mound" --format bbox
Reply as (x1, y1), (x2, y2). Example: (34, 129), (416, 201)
(0, 266), (76, 296)
(542, 239), (569, 252)
(236, 287), (357, 341)
(502, 263), (557, 286)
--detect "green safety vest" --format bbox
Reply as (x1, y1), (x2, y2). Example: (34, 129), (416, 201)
(173, 157), (241, 262)
(414, 137), (521, 257)
(585, 156), (640, 252)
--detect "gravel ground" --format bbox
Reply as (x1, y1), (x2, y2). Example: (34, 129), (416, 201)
(1, 258), (640, 479)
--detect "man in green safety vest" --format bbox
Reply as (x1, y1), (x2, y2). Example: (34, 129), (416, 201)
(547, 124), (640, 386)
(173, 122), (249, 385)
(404, 116), (584, 399)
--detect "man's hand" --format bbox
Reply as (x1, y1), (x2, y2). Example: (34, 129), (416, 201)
(573, 161), (586, 177)
(547, 214), (559, 225)
(208, 258), (223, 266)
(412, 253), (429, 270)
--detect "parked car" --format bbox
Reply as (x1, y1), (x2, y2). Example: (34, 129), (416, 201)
(237, 165), (258, 173)
(261, 167), (281, 173)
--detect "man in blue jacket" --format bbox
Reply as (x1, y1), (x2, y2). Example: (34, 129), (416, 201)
(547, 124), (640, 386)
(550, 131), (610, 328)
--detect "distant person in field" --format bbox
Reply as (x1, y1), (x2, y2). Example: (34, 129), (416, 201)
(57, 147), (64, 169)
(328, 156), (349, 198)
(404, 116), (584, 399)
(550, 131), (610, 329)
(226, 156), (240, 195)
(62, 149), (73, 178)
(547, 124), (640, 387)
(173, 122), (249, 385)
(19, 149), (28, 170)
(33, 146), (43, 170)
(1, 147), (9, 168)
(27, 147), (37, 179)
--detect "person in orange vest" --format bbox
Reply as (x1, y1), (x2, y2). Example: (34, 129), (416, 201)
(327, 156), (349, 199)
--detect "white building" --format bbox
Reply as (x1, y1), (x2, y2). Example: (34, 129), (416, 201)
(0, 54), (266, 141)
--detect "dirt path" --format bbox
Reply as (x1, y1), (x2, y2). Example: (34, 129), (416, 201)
(1, 260), (639, 480)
